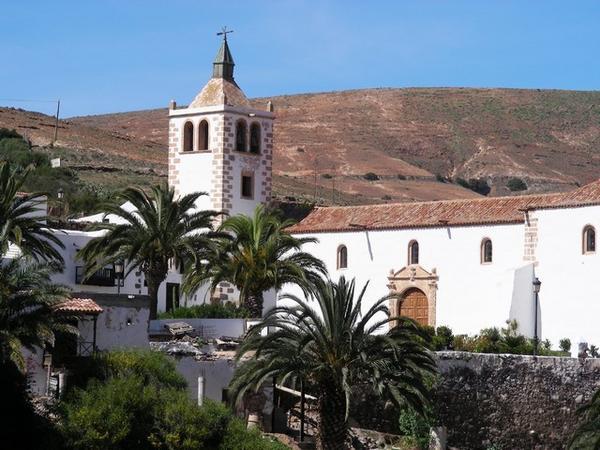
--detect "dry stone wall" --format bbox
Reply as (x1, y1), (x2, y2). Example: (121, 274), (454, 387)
(436, 352), (600, 450)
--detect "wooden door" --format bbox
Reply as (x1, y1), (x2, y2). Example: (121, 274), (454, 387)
(399, 288), (428, 326)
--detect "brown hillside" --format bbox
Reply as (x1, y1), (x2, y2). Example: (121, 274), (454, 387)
(71, 88), (600, 203)
(0, 107), (166, 189)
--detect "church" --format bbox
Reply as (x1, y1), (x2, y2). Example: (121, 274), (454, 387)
(62, 34), (600, 351)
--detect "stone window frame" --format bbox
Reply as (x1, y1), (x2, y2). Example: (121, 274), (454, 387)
(249, 121), (261, 154)
(408, 240), (419, 265)
(337, 244), (348, 270)
(182, 121), (194, 152)
(481, 237), (493, 264)
(582, 224), (596, 255)
(240, 171), (254, 200)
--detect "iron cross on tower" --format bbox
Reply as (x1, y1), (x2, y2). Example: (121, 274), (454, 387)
(217, 26), (233, 41)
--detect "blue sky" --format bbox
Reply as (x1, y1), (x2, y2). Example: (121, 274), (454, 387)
(2, 1), (599, 117)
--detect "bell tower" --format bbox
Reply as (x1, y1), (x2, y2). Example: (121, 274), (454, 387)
(168, 29), (274, 217)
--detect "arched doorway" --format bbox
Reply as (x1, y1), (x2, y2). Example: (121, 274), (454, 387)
(398, 288), (429, 326)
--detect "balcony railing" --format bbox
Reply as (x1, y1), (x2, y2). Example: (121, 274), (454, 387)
(75, 266), (123, 287)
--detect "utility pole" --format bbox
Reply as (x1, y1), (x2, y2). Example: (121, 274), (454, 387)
(312, 156), (318, 202)
(53, 99), (60, 145)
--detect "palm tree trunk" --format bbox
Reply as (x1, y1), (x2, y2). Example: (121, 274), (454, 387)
(146, 272), (166, 320)
(317, 383), (349, 450)
(245, 292), (264, 318)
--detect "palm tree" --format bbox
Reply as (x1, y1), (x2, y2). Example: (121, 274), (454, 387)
(569, 388), (600, 449)
(183, 205), (326, 318)
(0, 162), (64, 262)
(229, 276), (437, 450)
(0, 257), (76, 371)
(78, 184), (220, 319)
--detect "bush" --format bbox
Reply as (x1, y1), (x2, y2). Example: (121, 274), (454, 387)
(158, 303), (250, 319)
(507, 177), (528, 192)
(363, 172), (380, 181)
(559, 338), (572, 353)
(382, 195), (392, 201)
(220, 417), (289, 450)
(0, 128), (23, 140)
(435, 173), (447, 183)
(397, 174), (407, 180)
(398, 406), (433, 449)
(66, 349), (186, 393)
(60, 349), (285, 450)
(455, 177), (491, 196)
(321, 173), (333, 179)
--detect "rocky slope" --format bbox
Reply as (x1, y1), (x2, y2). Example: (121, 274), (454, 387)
(4, 87), (599, 205)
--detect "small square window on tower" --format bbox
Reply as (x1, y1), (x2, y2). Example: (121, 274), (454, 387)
(241, 172), (254, 199)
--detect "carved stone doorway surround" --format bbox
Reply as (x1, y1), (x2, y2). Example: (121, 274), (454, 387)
(387, 265), (439, 327)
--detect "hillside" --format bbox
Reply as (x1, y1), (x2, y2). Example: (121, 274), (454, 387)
(0, 107), (165, 192)
(71, 88), (600, 203)
(3, 87), (599, 206)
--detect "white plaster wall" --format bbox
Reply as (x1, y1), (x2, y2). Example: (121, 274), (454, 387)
(534, 204), (600, 350)
(79, 304), (150, 350)
(287, 223), (528, 337)
(50, 229), (147, 296)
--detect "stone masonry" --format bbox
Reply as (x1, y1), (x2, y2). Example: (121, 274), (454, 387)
(436, 352), (600, 449)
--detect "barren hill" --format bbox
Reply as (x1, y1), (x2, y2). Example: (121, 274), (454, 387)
(4, 87), (598, 205)
(71, 88), (600, 203)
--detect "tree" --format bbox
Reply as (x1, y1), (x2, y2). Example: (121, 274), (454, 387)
(568, 389), (600, 450)
(0, 162), (64, 262)
(79, 184), (220, 320)
(184, 205), (326, 318)
(229, 276), (437, 450)
(560, 338), (572, 354)
(0, 257), (75, 371)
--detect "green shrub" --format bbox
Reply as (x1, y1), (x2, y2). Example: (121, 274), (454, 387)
(398, 406), (433, 449)
(559, 338), (572, 353)
(321, 173), (333, 179)
(435, 173), (447, 183)
(455, 177), (491, 195)
(67, 349), (186, 393)
(363, 172), (380, 181)
(0, 128), (23, 140)
(158, 303), (250, 319)
(432, 326), (454, 350)
(507, 177), (528, 192)
(397, 174), (407, 180)
(219, 418), (289, 450)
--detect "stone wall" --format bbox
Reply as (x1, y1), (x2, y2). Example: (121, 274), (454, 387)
(436, 352), (600, 450)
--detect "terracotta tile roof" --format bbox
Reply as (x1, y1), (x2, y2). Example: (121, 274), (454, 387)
(55, 298), (103, 315)
(289, 179), (600, 234)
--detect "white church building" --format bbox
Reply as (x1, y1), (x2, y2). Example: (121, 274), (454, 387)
(33, 35), (600, 351)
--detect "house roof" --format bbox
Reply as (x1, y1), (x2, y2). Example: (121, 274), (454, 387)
(55, 298), (103, 315)
(289, 179), (600, 234)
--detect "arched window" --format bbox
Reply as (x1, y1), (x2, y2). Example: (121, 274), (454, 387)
(198, 120), (209, 151)
(583, 225), (596, 254)
(250, 122), (261, 153)
(183, 121), (194, 152)
(481, 238), (493, 263)
(235, 120), (247, 152)
(337, 245), (348, 269)
(408, 240), (419, 265)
